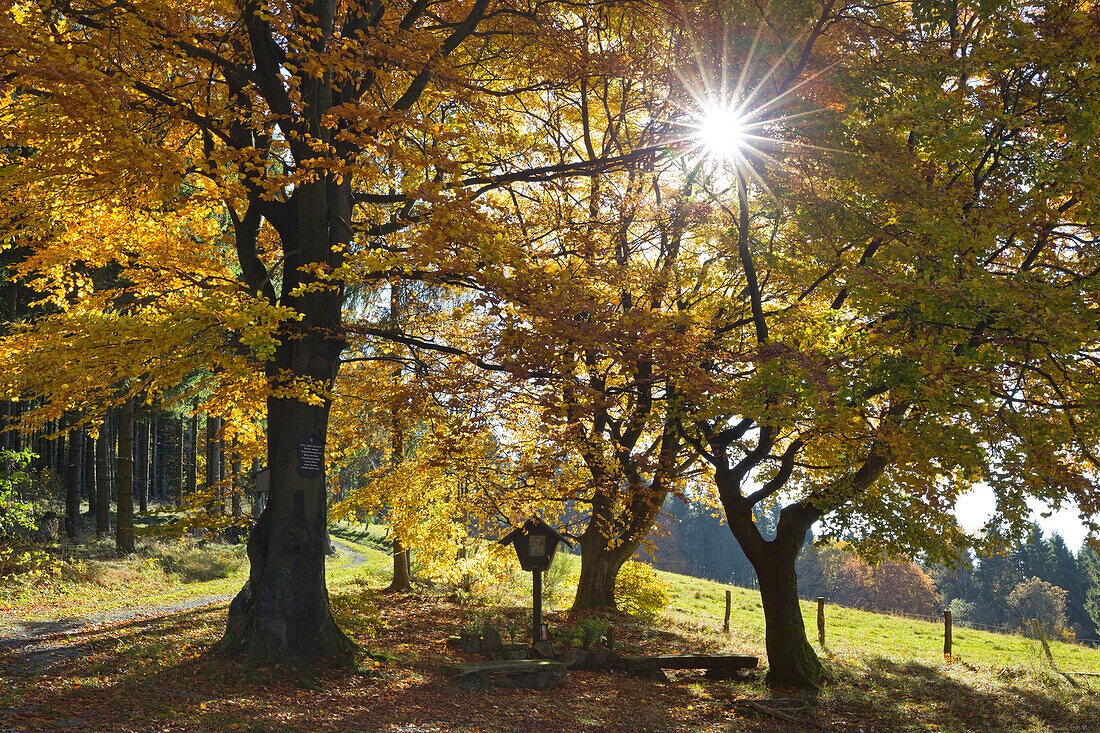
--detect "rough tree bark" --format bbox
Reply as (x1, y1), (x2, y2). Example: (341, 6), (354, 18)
(137, 414), (149, 513)
(219, 171), (356, 664)
(84, 431), (96, 518)
(95, 416), (110, 537)
(116, 399), (134, 555)
(176, 415), (185, 508)
(571, 485), (665, 613)
(205, 414), (221, 516)
(187, 408), (198, 500)
(64, 416), (81, 540)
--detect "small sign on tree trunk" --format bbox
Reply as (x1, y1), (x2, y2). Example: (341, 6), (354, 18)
(297, 434), (325, 478)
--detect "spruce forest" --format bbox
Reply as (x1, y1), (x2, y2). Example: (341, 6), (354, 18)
(2, 1), (1100, 731)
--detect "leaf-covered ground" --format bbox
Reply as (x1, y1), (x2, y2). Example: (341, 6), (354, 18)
(2, 566), (1099, 733)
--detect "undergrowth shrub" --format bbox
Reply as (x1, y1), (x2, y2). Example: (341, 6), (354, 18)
(615, 560), (669, 621)
(1, 450), (65, 582)
(541, 552), (574, 608)
(149, 540), (244, 582)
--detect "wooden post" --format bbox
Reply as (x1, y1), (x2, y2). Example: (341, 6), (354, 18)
(818, 598), (826, 647)
(1031, 619), (1056, 668)
(532, 568), (543, 646)
(943, 609), (952, 656)
(723, 590), (732, 633)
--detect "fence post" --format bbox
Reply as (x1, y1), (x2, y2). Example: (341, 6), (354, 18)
(817, 597), (826, 647)
(723, 590), (731, 633)
(943, 609), (952, 656)
(1031, 619), (1056, 668)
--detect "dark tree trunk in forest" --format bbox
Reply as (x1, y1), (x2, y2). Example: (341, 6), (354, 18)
(221, 394), (353, 663)
(151, 414), (160, 501)
(176, 415), (185, 508)
(116, 399), (134, 555)
(188, 409), (198, 500)
(217, 418), (226, 507)
(96, 416), (110, 537)
(64, 418), (81, 540)
(205, 414), (220, 516)
(2, 400), (18, 451)
(138, 415), (149, 513)
(231, 438), (242, 518)
(52, 421), (63, 480)
(84, 431), (96, 517)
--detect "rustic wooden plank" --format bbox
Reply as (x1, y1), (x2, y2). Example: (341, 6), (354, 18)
(441, 660), (565, 676)
(441, 659), (567, 690)
(619, 654), (758, 671)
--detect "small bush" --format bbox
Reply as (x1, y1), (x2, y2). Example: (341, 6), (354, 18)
(151, 541), (244, 582)
(577, 613), (610, 647)
(947, 597), (976, 623)
(1007, 577), (1069, 639)
(541, 552), (574, 608)
(615, 560), (669, 621)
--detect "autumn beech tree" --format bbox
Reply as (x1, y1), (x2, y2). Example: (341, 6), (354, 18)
(662, 1), (1100, 687)
(0, 0), (673, 664)
(382, 0), (1100, 689)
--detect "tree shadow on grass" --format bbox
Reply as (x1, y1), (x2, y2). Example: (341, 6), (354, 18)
(820, 656), (1100, 732)
(0, 607), (706, 733)
(0, 595), (770, 733)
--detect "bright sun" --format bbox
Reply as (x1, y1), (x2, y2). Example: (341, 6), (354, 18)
(695, 104), (749, 162)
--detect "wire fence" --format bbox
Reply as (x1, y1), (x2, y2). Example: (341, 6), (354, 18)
(799, 597), (1100, 649)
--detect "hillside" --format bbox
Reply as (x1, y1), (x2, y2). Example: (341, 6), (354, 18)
(1, 531), (1098, 732)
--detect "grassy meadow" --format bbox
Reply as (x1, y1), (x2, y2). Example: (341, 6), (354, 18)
(1, 521), (1098, 732)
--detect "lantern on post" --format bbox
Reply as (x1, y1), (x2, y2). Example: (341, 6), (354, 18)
(499, 517), (571, 645)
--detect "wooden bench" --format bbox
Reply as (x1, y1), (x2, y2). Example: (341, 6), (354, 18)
(441, 659), (567, 690)
(617, 654), (758, 680)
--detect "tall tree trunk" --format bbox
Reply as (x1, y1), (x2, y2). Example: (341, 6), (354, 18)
(2, 400), (15, 451)
(727, 503), (825, 688)
(231, 438), (242, 518)
(116, 399), (135, 555)
(385, 280), (412, 593)
(219, 175), (355, 665)
(217, 416), (226, 508)
(150, 413), (160, 501)
(187, 409), (198, 501)
(52, 420), (62, 481)
(96, 416), (110, 537)
(176, 414), (185, 508)
(221, 394), (353, 663)
(205, 414), (219, 516)
(84, 431), (96, 518)
(64, 417), (81, 541)
(137, 414), (149, 513)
